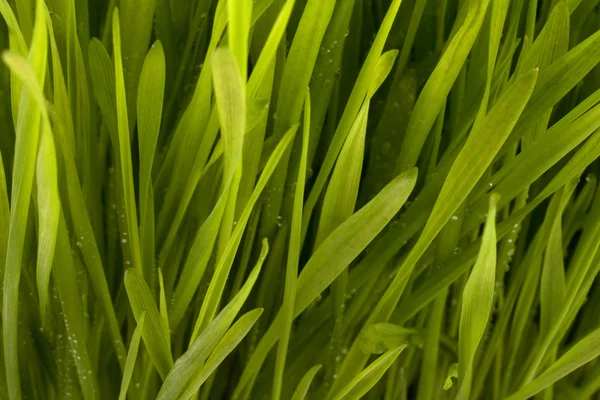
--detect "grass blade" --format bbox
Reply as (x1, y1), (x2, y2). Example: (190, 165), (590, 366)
(456, 195), (498, 400)
(118, 313), (146, 400)
(2, 1), (46, 395)
(331, 345), (406, 400)
(124, 268), (173, 379)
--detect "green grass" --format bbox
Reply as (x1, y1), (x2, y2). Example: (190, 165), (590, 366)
(4, 0), (600, 399)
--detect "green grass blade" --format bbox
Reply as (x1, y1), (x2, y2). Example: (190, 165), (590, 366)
(34, 114), (59, 329)
(396, 0), (491, 172)
(456, 195), (498, 400)
(294, 167), (418, 314)
(302, 0), (403, 239)
(119, 0), (156, 125)
(1, 51), (59, 331)
(0, 152), (8, 306)
(157, 242), (268, 400)
(506, 327), (600, 400)
(540, 185), (574, 338)
(124, 268), (173, 379)
(273, 90), (310, 400)
(331, 345), (406, 400)
(234, 167), (417, 398)
(1, 0), (46, 395)
(112, 8), (143, 272)
(54, 214), (100, 399)
(291, 365), (322, 400)
(192, 126), (297, 337)
(137, 40), (165, 276)
(0, 0), (27, 125)
(118, 313), (146, 400)
(332, 67), (538, 396)
(180, 309), (263, 400)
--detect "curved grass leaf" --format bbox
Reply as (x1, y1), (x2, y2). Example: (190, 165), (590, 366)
(1, 1), (46, 395)
(192, 126), (296, 337)
(396, 0), (491, 172)
(302, 0), (404, 239)
(118, 313), (146, 400)
(137, 40), (165, 276)
(456, 195), (498, 400)
(124, 268), (173, 379)
(331, 345), (406, 400)
(273, 90), (310, 400)
(112, 9), (143, 272)
(157, 241), (268, 400)
(332, 67), (538, 395)
(234, 167), (418, 398)
(180, 309), (263, 400)
(291, 365), (322, 400)
(506, 327), (600, 400)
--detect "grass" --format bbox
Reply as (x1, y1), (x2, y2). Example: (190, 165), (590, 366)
(3, 0), (600, 398)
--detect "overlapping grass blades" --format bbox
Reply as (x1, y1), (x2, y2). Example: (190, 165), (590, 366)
(4, 0), (600, 399)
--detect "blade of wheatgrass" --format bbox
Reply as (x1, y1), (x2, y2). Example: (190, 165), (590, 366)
(233, 168), (417, 399)
(456, 195), (498, 400)
(506, 326), (600, 400)
(1, 51), (59, 331)
(112, 8), (143, 272)
(501, 26), (600, 155)
(119, 0), (156, 126)
(34, 104), (60, 331)
(53, 214), (100, 399)
(228, 0), (251, 77)
(273, 90), (310, 400)
(191, 126), (297, 339)
(137, 40), (165, 277)
(180, 309), (263, 400)
(301, 0), (403, 240)
(330, 68), (538, 396)
(214, 51), (246, 260)
(0, 0), (27, 125)
(261, 0), (337, 238)
(118, 313), (146, 400)
(395, 0), (490, 173)
(470, 180), (577, 399)
(315, 99), (369, 386)
(169, 114), (293, 330)
(89, 38), (117, 137)
(290, 365), (322, 400)
(2, 0), (46, 396)
(153, 0), (228, 245)
(157, 241), (268, 400)
(520, 173), (600, 385)
(215, 0), (252, 259)
(540, 184), (574, 338)
(0, 152), (7, 304)
(124, 268), (173, 379)
(306, 0), (356, 165)
(331, 345), (406, 400)
(168, 181), (230, 329)
(50, 18), (127, 369)
(157, 0), (292, 263)
(416, 290), (447, 400)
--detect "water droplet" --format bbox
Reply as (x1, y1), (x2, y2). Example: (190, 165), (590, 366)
(453, 247), (462, 255)
(121, 238), (128, 243)
(451, 215), (459, 221)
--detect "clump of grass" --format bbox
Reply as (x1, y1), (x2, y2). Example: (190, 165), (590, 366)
(2, 0), (600, 398)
